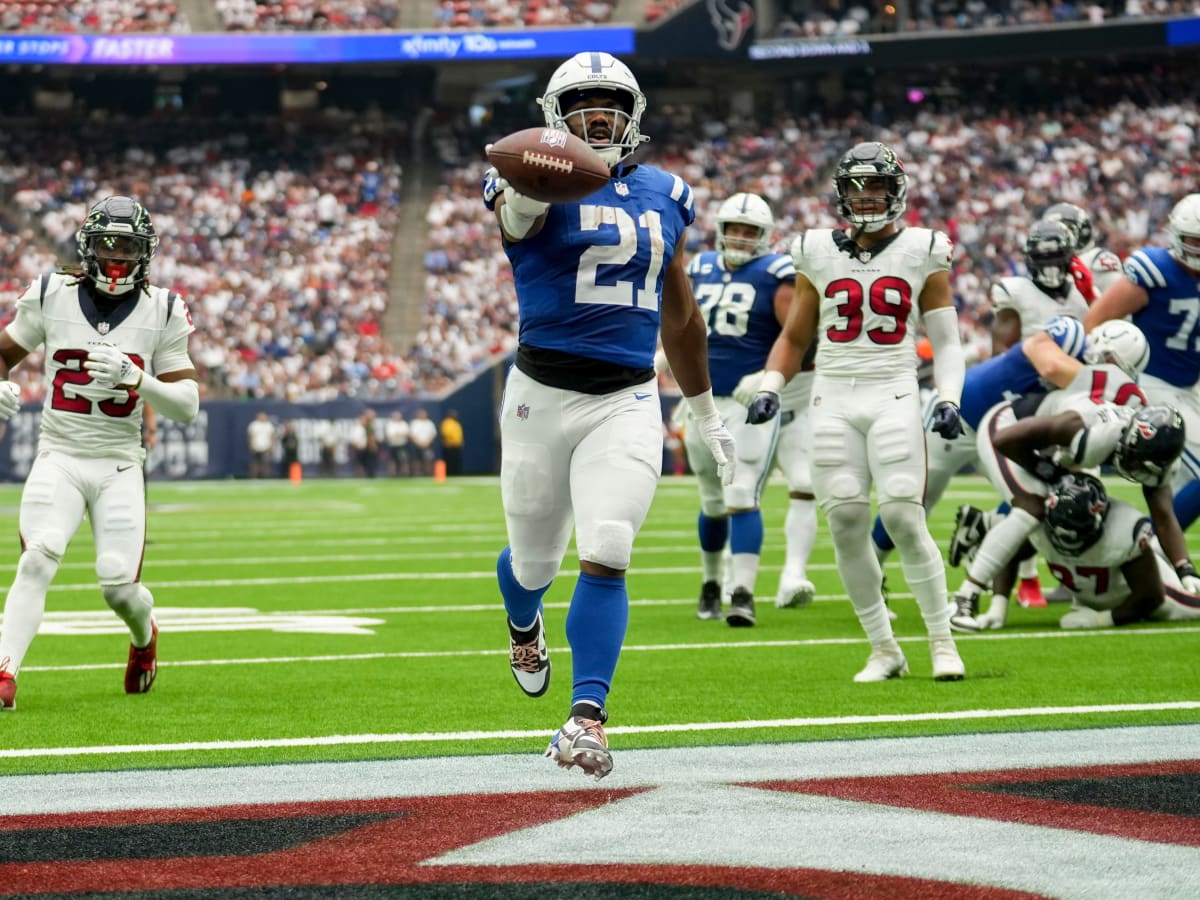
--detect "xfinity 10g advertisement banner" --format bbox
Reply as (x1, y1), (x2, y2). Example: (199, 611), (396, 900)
(0, 27), (634, 65)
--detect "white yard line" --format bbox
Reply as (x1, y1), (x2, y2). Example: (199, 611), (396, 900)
(19, 624), (1200, 674)
(3, 701), (1199, 759)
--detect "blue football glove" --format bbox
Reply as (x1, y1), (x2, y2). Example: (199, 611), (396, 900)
(746, 391), (781, 425)
(929, 400), (963, 439)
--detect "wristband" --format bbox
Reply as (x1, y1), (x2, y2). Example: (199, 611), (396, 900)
(685, 388), (719, 421)
(758, 370), (785, 395)
(1175, 560), (1198, 580)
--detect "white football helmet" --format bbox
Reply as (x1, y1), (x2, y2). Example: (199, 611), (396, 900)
(715, 193), (774, 267)
(1168, 193), (1200, 271)
(1085, 320), (1150, 379)
(538, 52), (648, 169)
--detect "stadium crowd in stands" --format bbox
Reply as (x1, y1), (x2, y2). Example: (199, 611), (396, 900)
(2, 0), (1187, 33)
(0, 117), (405, 402)
(0, 33), (1195, 404)
(0, 0), (189, 32)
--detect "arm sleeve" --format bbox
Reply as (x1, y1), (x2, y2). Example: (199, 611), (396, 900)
(924, 305), (965, 406)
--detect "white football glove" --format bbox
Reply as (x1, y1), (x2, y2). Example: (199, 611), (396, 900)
(0, 381), (20, 421)
(695, 412), (736, 486)
(974, 593), (1009, 631)
(1059, 606), (1115, 630)
(84, 345), (141, 388)
(1181, 574), (1200, 595)
(732, 370), (764, 406)
(502, 185), (550, 217)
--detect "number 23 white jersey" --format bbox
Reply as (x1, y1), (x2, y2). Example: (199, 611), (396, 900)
(6, 272), (196, 464)
(790, 227), (952, 380)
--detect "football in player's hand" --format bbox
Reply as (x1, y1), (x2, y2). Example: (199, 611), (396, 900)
(486, 127), (610, 203)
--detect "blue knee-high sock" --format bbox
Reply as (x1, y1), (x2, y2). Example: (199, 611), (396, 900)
(497, 546), (550, 630)
(565, 573), (629, 710)
(871, 514), (895, 553)
(729, 509), (763, 554)
(1174, 481), (1200, 531)
(698, 512), (729, 552)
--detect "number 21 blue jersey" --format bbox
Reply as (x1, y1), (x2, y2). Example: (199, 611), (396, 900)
(491, 165), (695, 370)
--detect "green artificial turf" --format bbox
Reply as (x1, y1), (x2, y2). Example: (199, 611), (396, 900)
(0, 474), (1196, 776)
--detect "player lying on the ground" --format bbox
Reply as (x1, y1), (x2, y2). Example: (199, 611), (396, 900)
(872, 315), (1091, 571)
(949, 401), (1194, 632)
(964, 472), (1200, 629)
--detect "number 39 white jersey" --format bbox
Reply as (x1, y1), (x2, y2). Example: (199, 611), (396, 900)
(790, 227), (951, 380)
(5, 272), (196, 464)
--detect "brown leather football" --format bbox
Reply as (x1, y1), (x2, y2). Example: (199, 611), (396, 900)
(486, 127), (610, 204)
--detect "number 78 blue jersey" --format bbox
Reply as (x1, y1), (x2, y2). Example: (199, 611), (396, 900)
(686, 250), (794, 396)
(489, 165), (695, 369)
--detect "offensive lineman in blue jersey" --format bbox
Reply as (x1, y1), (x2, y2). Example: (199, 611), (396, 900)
(682, 192), (795, 625)
(869, 316), (1091, 570)
(482, 52), (735, 780)
(1087, 193), (1200, 535)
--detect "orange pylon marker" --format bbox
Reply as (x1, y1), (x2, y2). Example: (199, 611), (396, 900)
(289, 461), (302, 484)
(433, 459), (447, 483)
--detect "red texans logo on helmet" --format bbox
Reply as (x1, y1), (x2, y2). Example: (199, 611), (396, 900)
(1136, 420), (1158, 439)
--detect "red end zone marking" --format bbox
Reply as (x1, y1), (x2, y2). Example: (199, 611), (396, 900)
(754, 760), (1200, 846)
(0, 789), (1045, 898)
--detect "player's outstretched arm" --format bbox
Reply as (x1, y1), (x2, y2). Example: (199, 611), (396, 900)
(1115, 549), (1166, 625)
(1143, 483), (1193, 583)
(1022, 330), (1083, 389)
(1085, 277), (1147, 332)
(991, 411), (1084, 480)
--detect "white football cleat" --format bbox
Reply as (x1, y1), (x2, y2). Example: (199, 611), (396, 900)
(930, 638), (966, 681)
(853, 642), (908, 683)
(775, 571), (815, 609)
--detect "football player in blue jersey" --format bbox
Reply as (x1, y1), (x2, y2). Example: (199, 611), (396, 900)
(483, 52), (735, 780)
(680, 192), (797, 626)
(869, 315), (1091, 570)
(1086, 193), (1200, 532)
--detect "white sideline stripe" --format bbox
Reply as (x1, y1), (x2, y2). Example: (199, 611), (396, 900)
(4, 701), (1198, 759)
(31, 565), (856, 591)
(21, 625), (1200, 673)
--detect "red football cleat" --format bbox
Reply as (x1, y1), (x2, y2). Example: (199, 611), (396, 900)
(1017, 577), (1047, 608)
(0, 659), (16, 711)
(125, 621), (158, 694)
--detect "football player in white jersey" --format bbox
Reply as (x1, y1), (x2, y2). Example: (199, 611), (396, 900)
(950, 400), (1195, 632)
(0, 196), (199, 711)
(746, 141), (967, 683)
(990, 220), (1091, 353)
(681, 192), (795, 625)
(1042, 202), (1125, 299)
(978, 474), (1200, 630)
(949, 325), (1151, 628)
(987, 218), (1091, 608)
